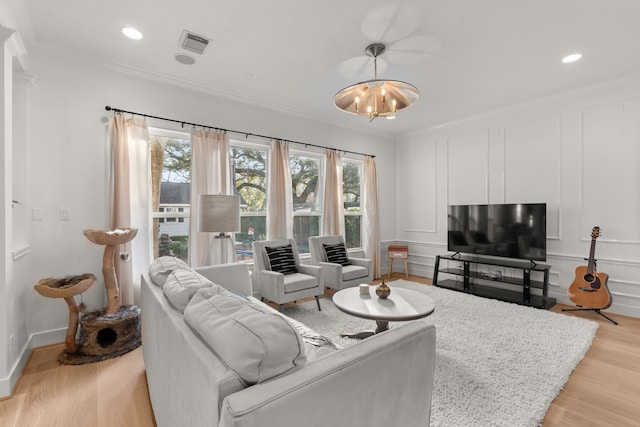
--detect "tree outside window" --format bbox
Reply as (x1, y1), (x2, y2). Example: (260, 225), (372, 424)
(291, 154), (321, 253)
(232, 144), (267, 258)
(150, 134), (191, 261)
(343, 161), (362, 248)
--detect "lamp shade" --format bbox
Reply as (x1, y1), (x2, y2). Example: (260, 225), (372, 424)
(197, 195), (240, 233)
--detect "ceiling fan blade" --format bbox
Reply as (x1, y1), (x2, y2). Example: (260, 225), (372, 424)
(386, 36), (441, 64)
(361, 1), (423, 43)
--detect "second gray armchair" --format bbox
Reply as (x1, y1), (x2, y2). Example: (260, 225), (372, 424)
(252, 239), (323, 311)
(308, 235), (373, 291)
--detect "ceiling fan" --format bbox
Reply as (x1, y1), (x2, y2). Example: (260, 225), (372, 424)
(338, 2), (440, 80)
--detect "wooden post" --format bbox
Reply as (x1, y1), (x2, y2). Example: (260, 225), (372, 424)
(63, 296), (80, 353)
(102, 244), (119, 314)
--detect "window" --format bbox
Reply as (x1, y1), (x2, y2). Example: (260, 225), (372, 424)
(291, 152), (322, 253)
(148, 129), (365, 261)
(343, 160), (362, 248)
(232, 143), (268, 260)
(150, 130), (191, 261)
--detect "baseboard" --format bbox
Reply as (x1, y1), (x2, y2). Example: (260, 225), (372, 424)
(0, 327), (66, 398)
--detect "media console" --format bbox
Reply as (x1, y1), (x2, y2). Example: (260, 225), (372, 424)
(432, 253), (555, 309)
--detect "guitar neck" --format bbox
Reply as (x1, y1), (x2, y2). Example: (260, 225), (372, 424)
(587, 237), (597, 273)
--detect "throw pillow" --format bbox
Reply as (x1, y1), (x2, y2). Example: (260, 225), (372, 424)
(323, 243), (352, 266)
(149, 256), (190, 287)
(184, 289), (307, 385)
(162, 269), (220, 313)
(265, 244), (298, 275)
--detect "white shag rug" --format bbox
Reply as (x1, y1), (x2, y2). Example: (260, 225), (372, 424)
(280, 280), (598, 427)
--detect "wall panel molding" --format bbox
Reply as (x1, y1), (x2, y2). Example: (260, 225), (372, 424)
(502, 115), (562, 239)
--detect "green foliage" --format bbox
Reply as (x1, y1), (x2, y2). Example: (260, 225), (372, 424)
(233, 147), (267, 212)
(343, 162), (361, 208)
(345, 216), (361, 248)
(169, 235), (188, 259)
(290, 155), (319, 209)
(162, 138), (191, 183)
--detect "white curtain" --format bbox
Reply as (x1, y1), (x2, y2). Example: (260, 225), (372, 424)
(323, 149), (345, 236)
(188, 129), (230, 267)
(363, 156), (381, 278)
(267, 140), (293, 239)
(110, 114), (153, 305)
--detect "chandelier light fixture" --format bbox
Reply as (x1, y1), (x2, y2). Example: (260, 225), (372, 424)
(334, 43), (420, 122)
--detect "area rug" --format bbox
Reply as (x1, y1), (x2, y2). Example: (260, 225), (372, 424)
(281, 280), (599, 427)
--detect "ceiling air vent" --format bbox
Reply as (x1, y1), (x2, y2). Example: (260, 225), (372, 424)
(179, 31), (211, 55)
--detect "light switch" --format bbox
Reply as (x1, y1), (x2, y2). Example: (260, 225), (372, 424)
(60, 207), (71, 221)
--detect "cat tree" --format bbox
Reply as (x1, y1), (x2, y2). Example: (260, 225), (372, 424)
(34, 228), (142, 364)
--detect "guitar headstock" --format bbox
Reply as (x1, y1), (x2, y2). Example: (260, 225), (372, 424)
(591, 226), (601, 239)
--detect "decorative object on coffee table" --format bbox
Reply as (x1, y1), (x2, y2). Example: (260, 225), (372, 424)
(375, 280), (390, 299)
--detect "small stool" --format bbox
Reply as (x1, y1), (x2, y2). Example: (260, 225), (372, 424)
(388, 245), (409, 278)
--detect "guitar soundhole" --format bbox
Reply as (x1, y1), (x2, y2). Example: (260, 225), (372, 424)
(583, 274), (601, 290)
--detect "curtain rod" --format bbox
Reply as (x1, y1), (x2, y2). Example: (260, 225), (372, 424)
(104, 106), (375, 158)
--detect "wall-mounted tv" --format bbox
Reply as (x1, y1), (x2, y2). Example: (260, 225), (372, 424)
(447, 203), (547, 261)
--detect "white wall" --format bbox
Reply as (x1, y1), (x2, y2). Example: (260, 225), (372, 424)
(12, 50), (396, 359)
(395, 74), (640, 318)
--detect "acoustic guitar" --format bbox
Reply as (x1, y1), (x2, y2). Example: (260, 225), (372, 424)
(567, 226), (612, 310)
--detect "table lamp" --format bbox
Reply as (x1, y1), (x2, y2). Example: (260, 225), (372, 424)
(197, 194), (240, 264)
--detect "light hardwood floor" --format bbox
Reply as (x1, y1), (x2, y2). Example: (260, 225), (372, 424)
(1, 274), (639, 427)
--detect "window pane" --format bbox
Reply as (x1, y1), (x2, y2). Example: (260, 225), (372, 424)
(343, 161), (362, 248)
(345, 216), (361, 249)
(343, 162), (361, 210)
(151, 135), (191, 262)
(232, 146), (267, 213)
(237, 215), (266, 261)
(294, 216), (320, 253)
(290, 155), (320, 212)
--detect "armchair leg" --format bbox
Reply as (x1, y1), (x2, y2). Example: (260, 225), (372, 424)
(315, 295), (322, 311)
(278, 304), (283, 312)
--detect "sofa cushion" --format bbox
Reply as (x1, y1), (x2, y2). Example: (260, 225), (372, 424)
(342, 264), (369, 281)
(265, 244), (298, 275)
(149, 256), (190, 287)
(283, 273), (320, 293)
(184, 289), (307, 385)
(323, 243), (351, 266)
(162, 269), (219, 313)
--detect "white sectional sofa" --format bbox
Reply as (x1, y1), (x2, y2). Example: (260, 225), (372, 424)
(141, 258), (436, 427)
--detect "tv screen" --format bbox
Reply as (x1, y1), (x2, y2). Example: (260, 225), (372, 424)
(447, 203), (547, 261)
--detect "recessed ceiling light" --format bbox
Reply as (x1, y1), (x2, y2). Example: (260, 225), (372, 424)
(174, 53), (196, 65)
(562, 53), (582, 64)
(122, 27), (143, 40)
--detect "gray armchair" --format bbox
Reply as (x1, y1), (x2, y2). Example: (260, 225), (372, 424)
(308, 235), (373, 291)
(252, 239), (323, 311)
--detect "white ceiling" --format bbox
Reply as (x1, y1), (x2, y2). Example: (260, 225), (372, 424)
(10, 0), (640, 136)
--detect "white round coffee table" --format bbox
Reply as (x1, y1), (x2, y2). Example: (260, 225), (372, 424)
(332, 285), (436, 339)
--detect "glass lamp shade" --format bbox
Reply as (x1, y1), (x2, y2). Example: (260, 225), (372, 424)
(197, 195), (240, 233)
(334, 79), (420, 119)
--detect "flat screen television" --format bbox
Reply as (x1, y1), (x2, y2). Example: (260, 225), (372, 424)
(447, 203), (547, 261)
